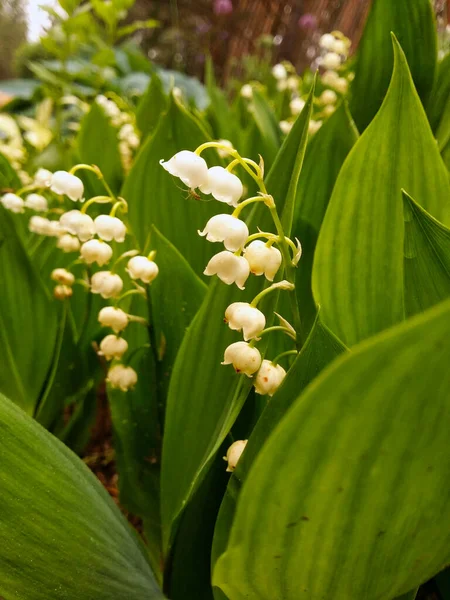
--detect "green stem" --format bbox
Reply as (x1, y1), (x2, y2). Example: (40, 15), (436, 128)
(115, 288), (147, 306)
(259, 325), (296, 340)
(195, 142), (261, 181)
(273, 349), (298, 366)
(250, 281), (293, 308)
(70, 164), (117, 200)
(232, 196), (268, 218)
(80, 196), (112, 214)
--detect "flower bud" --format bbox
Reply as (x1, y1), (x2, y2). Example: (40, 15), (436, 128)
(254, 359), (287, 396)
(98, 335), (128, 360)
(54, 285), (73, 300)
(160, 150), (209, 189)
(321, 52), (341, 70)
(106, 364), (138, 392)
(50, 171), (84, 201)
(222, 341), (262, 376)
(199, 214), (249, 252)
(1, 193), (24, 213)
(216, 139), (234, 158)
(240, 84), (253, 99)
(199, 166), (243, 207)
(126, 256), (159, 284)
(94, 215), (127, 243)
(243, 240), (282, 281)
(51, 268), (75, 286)
(225, 302), (266, 341)
(24, 193), (48, 212)
(57, 234), (80, 253)
(34, 168), (53, 188)
(90, 271), (123, 299)
(279, 120), (293, 135)
(204, 251), (250, 289)
(319, 33), (336, 50)
(80, 239), (113, 266)
(98, 306), (128, 333)
(60, 210), (95, 241)
(272, 63), (287, 80)
(223, 440), (247, 472)
(320, 89), (337, 105)
(290, 97), (305, 115)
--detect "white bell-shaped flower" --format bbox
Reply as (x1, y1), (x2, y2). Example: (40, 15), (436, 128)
(34, 168), (53, 188)
(80, 239), (113, 266)
(126, 256), (159, 284)
(199, 166), (243, 207)
(333, 39), (347, 56)
(54, 285), (73, 300)
(319, 33), (336, 50)
(198, 214), (249, 252)
(243, 240), (282, 281)
(91, 271), (123, 299)
(51, 268), (75, 286)
(240, 84), (253, 99)
(50, 171), (84, 201)
(47, 220), (63, 237)
(57, 234), (80, 253)
(24, 193), (48, 212)
(222, 341), (262, 376)
(279, 120), (293, 135)
(94, 215), (126, 243)
(106, 364), (138, 392)
(321, 52), (341, 70)
(320, 89), (337, 105)
(204, 251), (250, 289)
(60, 210), (95, 241)
(290, 97), (305, 115)
(225, 302), (266, 341)
(216, 139), (234, 158)
(98, 335), (128, 361)
(254, 359), (287, 396)
(223, 440), (248, 472)
(160, 150), (208, 189)
(29, 215), (49, 235)
(1, 193), (24, 213)
(98, 306), (128, 333)
(272, 63), (287, 80)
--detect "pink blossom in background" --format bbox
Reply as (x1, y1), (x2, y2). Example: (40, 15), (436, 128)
(213, 0), (233, 16)
(298, 13), (318, 30)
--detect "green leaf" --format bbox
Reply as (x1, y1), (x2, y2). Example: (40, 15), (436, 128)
(213, 298), (450, 600)
(350, 0), (437, 131)
(0, 208), (58, 414)
(292, 103), (358, 334)
(427, 53), (450, 132)
(312, 37), (450, 347)
(212, 311), (346, 571)
(205, 57), (234, 141)
(247, 89), (280, 168)
(135, 73), (168, 141)
(117, 19), (160, 38)
(0, 393), (164, 600)
(403, 190), (450, 317)
(0, 152), (21, 189)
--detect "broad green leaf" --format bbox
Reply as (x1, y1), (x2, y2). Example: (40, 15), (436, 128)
(292, 103), (358, 334)
(76, 102), (123, 196)
(427, 53), (450, 132)
(205, 57), (234, 141)
(312, 37), (450, 347)
(350, 0), (437, 131)
(0, 393), (164, 600)
(248, 89), (280, 168)
(435, 566), (450, 598)
(0, 152), (21, 189)
(213, 298), (450, 600)
(161, 86), (315, 554)
(212, 311), (346, 571)
(123, 97), (219, 277)
(135, 73), (168, 141)
(435, 94), (450, 151)
(0, 208), (58, 414)
(403, 190), (450, 317)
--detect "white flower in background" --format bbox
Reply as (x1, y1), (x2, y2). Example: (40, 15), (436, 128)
(51, 268), (75, 286)
(320, 89), (338, 105)
(287, 76), (299, 91)
(240, 84), (253, 99)
(118, 124), (135, 140)
(199, 166), (243, 206)
(222, 341), (262, 376)
(243, 240), (282, 281)
(322, 70), (339, 86)
(94, 215), (127, 243)
(290, 97), (305, 115)
(29, 215), (49, 235)
(98, 306), (128, 333)
(321, 52), (341, 70)
(160, 150), (209, 189)
(34, 168), (53, 188)
(126, 256), (159, 284)
(277, 79), (288, 92)
(50, 171), (84, 201)
(333, 39), (347, 55)
(19, 170), (32, 185)
(98, 335), (128, 361)
(199, 214), (249, 252)
(309, 120), (323, 135)
(60, 210), (95, 241)
(57, 234), (80, 253)
(1, 193), (24, 213)
(216, 139), (234, 158)
(333, 77), (349, 94)
(324, 105), (336, 117)
(96, 95), (121, 120)
(80, 239), (113, 266)
(106, 364), (138, 392)
(173, 86), (183, 101)
(54, 285), (73, 300)
(272, 63), (287, 80)
(279, 120), (293, 135)
(223, 440), (248, 472)
(90, 271), (123, 299)
(254, 360), (287, 396)
(225, 302), (266, 341)
(46, 220), (63, 237)
(319, 33), (336, 50)
(204, 251), (250, 289)
(24, 193), (48, 212)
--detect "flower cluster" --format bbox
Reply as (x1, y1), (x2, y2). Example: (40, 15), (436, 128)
(161, 143), (303, 408)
